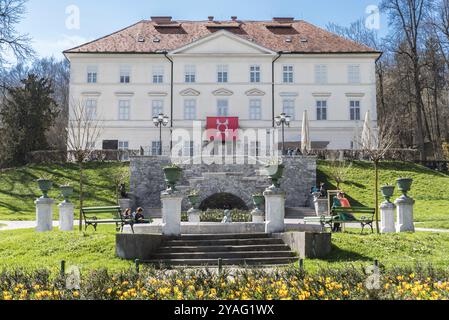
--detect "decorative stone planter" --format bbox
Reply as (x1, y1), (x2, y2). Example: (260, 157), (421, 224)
(60, 185), (73, 203)
(265, 164), (285, 190)
(37, 179), (53, 199)
(397, 178), (413, 197)
(163, 166), (183, 193)
(381, 185), (395, 203)
(251, 194), (265, 223)
(187, 194), (201, 223)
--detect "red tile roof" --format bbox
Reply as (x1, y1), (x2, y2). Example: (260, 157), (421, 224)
(64, 20), (380, 55)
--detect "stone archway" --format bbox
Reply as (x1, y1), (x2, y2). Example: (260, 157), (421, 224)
(199, 193), (249, 211)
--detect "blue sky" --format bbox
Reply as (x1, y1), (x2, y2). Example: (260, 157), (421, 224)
(18, 0), (383, 59)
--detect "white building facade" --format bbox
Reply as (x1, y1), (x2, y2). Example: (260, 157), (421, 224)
(65, 17), (381, 155)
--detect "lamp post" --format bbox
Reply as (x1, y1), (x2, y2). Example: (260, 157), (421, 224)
(275, 113), (291, 155)
(153, 113), (170, 156)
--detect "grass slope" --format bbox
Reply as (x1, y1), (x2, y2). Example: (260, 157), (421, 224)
(318, 161), (449, 229)
(1, 228), (449, 272)
(0, 162), (128, 221)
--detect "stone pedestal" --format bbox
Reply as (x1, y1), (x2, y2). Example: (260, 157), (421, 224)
(380, 202), (396, 233)
(395, 196), (415, 233)
(58, 202), (75, 232)
(118, 199), (132, 212)
(188, 208), (201, 223)
(251, 208), (265, 223)
(35, 198), (54, 232)
(313, 192), (328, 216)
(161, 191), (183, 236)
(264, 189), (286, 234)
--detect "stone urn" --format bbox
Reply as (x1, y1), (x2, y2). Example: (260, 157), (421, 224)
(380, 185), (395, 203)
(60, 185), (74, 203)
(37, 179), (53, 199)
(251, 194), (265, 223)
(187, 194), (201, 223)
(265, 164), (285, 190)
(397, 178), (413, 197)
(163, 165), (183, 193)
(188, 194), (200, 209)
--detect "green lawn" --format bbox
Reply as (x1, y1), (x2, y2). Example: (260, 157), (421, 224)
(318, 161), (449, 229)
(1, 227), (449, 272)
(0, 162), (128, 221)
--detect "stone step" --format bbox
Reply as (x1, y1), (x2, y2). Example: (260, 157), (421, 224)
(163, 238), (285, 247)
(158, 244), (291, 253)
(143, 257), (298, 267)
(151, 251), (296, 260)
(166, 233), (270, 241)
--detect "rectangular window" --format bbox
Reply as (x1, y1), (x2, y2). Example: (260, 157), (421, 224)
(350, 100), (361, 121)
(249, 99), (262, 120)
(120, 67), (131, 83)
(283, 65), (294, 83)
(283, 99), (295, 120)
(348, 65), (361, 84)
(184, 99), (197, 120)
(250, 65), (261, 83)
(118, 100), (130, 120)
(183, 141), (194, 157)
(85, 99), (97, 120)
(315, 65), (328, 84)
(217, 65), (228, 83)
(185, 65), (196, 83)
(217, 99), (229, 117)
(151, 141), (161, 155)
(152, 100), (164, 118)
(316, 100), (328, 120)
(87, 66), (97, 83)
(118, 141), (129, 161)
(152, 66), (164, 84)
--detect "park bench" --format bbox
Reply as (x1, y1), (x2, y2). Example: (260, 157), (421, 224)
(81, 206), (149, 233)
(304, 207), (376, 234)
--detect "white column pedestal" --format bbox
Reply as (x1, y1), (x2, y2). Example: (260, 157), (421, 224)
(35, 198), (54, 232)
(395, 196), (415, 233)
(188, 208), (201, 223)
(264, 189), (286, 234)
(380, 202), (396, 233)
(58, 202), (75, 231)
(161, 191), (183, 236)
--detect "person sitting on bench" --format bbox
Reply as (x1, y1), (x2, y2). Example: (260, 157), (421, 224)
(134, 207), (145, 223)
(332, 192), (356, 232)
(122, 208), (132, 220)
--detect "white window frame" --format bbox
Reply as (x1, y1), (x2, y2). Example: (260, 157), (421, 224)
(249, 99), (262, 120)
(185, 65), (196, 83)
(217, 99), (229, 117)
(250, 65), (261, 83)
(152, 100), (164, 118)
(152, 66), (164, 84)
(184, 99), (197, 120)
(315, 65), (328, 84)
(282, 65), (294, 83)
(118, 100), (131, 120)
(350, 100), (361, 121)
(217, 65), (229, 83)
(85, 98), (97, 120)
(120, 66), (131, 84)
(316, 100), (328, 121)
(118, 141), (130, 161)
(348, 65), (361, 84)
(282, 99), (295, 120)
(87, 66), (98, 84)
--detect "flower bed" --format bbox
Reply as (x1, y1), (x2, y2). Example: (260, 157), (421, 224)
(1, 266), (449, 300)
(181, 210), (252, 223)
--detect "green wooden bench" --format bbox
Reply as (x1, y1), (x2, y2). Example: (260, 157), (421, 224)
(81, 206), (149, 233)
(304, 207), (376, 234)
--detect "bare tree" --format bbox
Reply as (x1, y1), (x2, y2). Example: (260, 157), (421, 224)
(67, 99), (103, 231)
(327, 160), (353, 190)
(0, 0), (34, 66)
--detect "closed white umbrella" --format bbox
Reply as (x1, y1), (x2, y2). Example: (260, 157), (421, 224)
(301, 110), (311, 154)
(361, 110), (376, 150)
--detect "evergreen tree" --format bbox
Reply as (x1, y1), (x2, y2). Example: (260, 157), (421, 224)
(0, 74), (58, 166)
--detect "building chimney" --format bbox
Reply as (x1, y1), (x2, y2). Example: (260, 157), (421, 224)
(231, 16), (238, 21)
(208, 16), (214, 22)
(151, 16), (173, 24)
(273, 17), (294, 23)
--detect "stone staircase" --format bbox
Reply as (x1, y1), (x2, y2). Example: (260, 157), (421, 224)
(144, 233), (298, 266)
